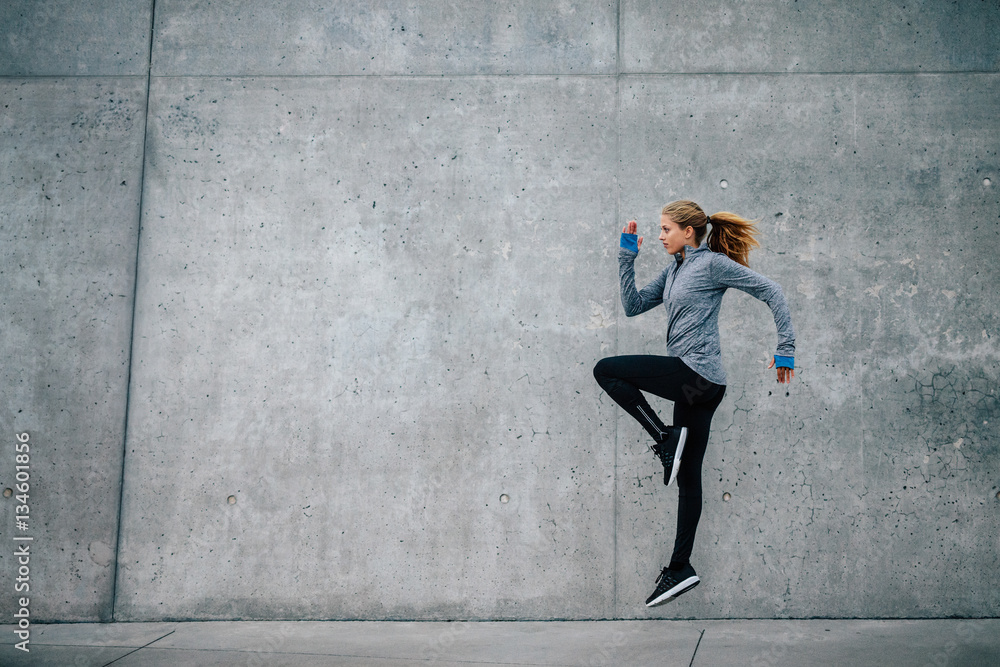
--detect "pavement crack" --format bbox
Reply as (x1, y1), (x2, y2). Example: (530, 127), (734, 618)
(688, 628), (706, 667)
(101, 629), (176, 666)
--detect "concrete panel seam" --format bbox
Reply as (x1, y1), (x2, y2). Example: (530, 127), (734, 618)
(4, 71), (995, 80)
(0, 75), (151, 81)
(143, 73), (621, 80)
(619, 70), (1000, 77)
(111, 0), (157, 622)
(612, 0), (622, 616)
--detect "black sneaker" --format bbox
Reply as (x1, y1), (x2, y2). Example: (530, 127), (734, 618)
(650, 426), (687, 486)
(645, 564), (700, 607)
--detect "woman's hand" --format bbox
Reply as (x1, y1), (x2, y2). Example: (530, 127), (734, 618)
(622, 220), (643, 249)
(768, 357), (794, 384)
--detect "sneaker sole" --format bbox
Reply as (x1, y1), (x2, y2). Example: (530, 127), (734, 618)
(666, 427), (687, 487)
(645, 576), (700, 607)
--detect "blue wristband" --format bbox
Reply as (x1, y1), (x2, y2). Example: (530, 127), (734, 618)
(774, 355), (794, 369)
(620, 233), (639, 253)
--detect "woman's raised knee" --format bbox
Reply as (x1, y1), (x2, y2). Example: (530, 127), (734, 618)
(593, 357), (612, 382)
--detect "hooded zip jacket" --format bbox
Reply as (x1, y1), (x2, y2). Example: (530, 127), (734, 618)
(618, 236), (795, 386)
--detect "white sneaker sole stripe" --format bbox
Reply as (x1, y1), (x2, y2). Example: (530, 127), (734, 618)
(667, 428), (687, 488)
(646, 575), (700, 607)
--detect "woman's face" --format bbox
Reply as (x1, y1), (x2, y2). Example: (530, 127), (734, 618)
(659, 215), (693, 255)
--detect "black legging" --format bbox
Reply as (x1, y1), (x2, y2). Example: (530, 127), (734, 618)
(593, 355), (726, 566)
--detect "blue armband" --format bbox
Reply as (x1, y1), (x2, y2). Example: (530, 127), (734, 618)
(620, 233), (639, 253)
(774, 355), (794, 369)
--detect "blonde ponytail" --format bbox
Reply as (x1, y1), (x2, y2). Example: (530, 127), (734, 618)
(661, 200), (760, 267)
(706, 211), (759, 267)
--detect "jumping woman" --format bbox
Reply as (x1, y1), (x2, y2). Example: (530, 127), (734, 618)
(593, 200), (795, 607)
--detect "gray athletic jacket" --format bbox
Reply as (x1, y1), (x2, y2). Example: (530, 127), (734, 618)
(619, 240), (795, 386)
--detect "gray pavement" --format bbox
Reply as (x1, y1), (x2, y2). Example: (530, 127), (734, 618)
(2, 619), (998, 666)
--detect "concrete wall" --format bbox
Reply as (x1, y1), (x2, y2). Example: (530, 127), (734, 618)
(1, 1), (997, 622)
(0, 0), (152, 622)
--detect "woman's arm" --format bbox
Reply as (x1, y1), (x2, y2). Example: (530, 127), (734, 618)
(619, 223), (668, 317)
(711, 253), (796, 372)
